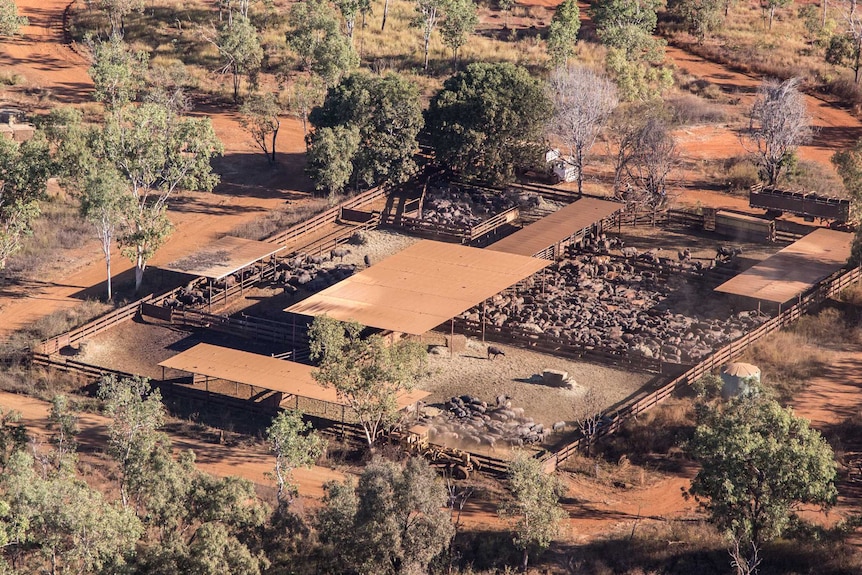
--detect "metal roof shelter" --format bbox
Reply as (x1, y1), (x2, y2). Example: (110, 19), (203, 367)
(161, 236), (284, 280)
(285, 240), (550, 335)
(158, 343), (430, 410)
(487, 197), (622, 258)
(714, 228), (853, 304)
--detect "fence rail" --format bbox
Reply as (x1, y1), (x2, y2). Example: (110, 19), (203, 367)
(547, 264), (862, 468)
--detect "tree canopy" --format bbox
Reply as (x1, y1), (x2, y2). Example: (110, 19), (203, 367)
(687, 390), (837, 574)
(307, 72), (424, 193)
(308, 316), (427, 446)
(426, 62), (552, 184)
(0, 134), (51, 271)
(316, 457), (454, 574)
(214, 15), (264, 103)
(287, 0), (358, 86)
(499, 453), (566, 571)
(547, 0), (581, 66)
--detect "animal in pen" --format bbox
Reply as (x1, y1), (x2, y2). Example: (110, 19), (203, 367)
(487, 345), (506, 360)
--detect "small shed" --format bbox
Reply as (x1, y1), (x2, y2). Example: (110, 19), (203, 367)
(721, 362), (761, 398)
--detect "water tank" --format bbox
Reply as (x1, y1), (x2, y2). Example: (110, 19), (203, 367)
(721, 362), (761, 399)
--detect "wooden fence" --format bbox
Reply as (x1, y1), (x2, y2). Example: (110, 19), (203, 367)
(267, 185), (388, 247)
(379, 206), (520, 245)
(543, 264), (862, 470)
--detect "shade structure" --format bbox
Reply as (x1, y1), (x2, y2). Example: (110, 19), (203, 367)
(723, 362), (760, 377)
(487, 197), (622, 257)
(285, 240), (550, 335)
(161, 236), (284, 280)
(714, 229), (853, 304)
(158, 343), (430, 410)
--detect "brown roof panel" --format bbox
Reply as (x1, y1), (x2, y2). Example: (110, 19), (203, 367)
(158, 343), (430, 409)
(286, 240), (549, 335)
(714, 228), (852, 304)
(161, 236), (284, 280)
(487, 197), (622, 257)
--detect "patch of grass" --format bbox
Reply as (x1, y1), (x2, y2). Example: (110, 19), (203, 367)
(4, 197), (94, 280)
(723, 156), (760, 193)
(741, 330), (830, 402)
(229, 198), (329, 240)
(0, 71), (25, 86)
(667, 93), (727, 126)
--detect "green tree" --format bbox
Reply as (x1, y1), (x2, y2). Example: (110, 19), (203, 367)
(335, 0), (371, 41)
(98, 375), (167, 507)
(498, 453), (566, 571)
(98, 0), (144, 36)
(499, 0), (514, 28)
(669, 0), (723, 40)
(833, 137), (862, 221)
(101, 103), (223, 291)
(316, 457), (454, 574)
(426, 62), (552, 184)
(441, 0), (478, 66)
(0, 0), (27, 36)
(308, 72), (424, 191)
(590, 0), (671, 100)
(80, 168), (133, 300)
(306, 124), (361, 195)
(2, 450), (143, 575)
(287, 0), (358, 86)
(687, 391), (837, 575)
(288, 75), (326, 140)
(413, 0), (444, 71)
(266, 410), (325, 502)
(241, 92), (282, 165)
(47, 395), (79, 473)
(0, 134), (51, 271)
(0, 407), (27, 472)
(826, 32), (862, 83)
(746, 77), (811, 187)
(213, 15), (264, 103)
(546, 0), (580, 66)
(309, 316), (427, 446)
(89, 33), (148, 111)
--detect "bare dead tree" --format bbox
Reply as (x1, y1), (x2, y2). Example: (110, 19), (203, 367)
(572, 387), (609, 457)
(626, 117), (680, 215)
(729, 536), (762, 575)
(745, 77), (812, 186)
(604, 102), (663, 196)
(547, 66), (618, 195)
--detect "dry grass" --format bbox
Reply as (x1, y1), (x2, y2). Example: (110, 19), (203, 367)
(4, 198), (95, 279)
(228, 197), (329, 240)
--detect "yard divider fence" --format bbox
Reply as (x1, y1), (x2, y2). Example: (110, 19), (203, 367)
(542, 264), (862, 471)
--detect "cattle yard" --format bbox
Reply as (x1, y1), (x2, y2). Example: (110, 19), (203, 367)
(29, 176), (860, 476)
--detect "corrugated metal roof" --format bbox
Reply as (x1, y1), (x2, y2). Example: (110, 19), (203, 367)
(158, 343), (430, 409)
(286, 240), (550, 335)
(714, 229), (853, 304)
(487, 197), (622, 257)
(161, 236), (283, 280)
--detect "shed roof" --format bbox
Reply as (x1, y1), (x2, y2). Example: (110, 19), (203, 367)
(487, 197), (622, 257)
(158, 343), (430, 409)
(161, 236), (283, 280)
(285, 240), (549, 335)
(714, 229), (853, 304)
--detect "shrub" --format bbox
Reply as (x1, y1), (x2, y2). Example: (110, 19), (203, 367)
(723, 157), (760, 191)
(667, 94), (727, 125)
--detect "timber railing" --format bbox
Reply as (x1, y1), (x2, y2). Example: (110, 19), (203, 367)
(379, 206), (520, 245)
(543, 264), (862, 470)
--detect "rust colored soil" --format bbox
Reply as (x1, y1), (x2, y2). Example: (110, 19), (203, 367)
(0, 0), (314, 339)
(0, 389), (343, 500)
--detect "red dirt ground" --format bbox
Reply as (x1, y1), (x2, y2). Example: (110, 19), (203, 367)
(2, 0), (862, 559)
